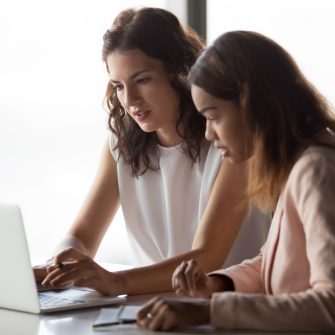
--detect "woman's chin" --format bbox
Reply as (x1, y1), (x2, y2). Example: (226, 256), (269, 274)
(227, 155), (249, 165)
(137, 123), (156, 133)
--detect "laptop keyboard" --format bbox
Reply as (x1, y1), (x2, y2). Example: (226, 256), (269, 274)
(39, 293), (85, 308)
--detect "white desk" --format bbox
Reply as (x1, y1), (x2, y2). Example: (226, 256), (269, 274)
(0, 292), (224, 335)
(0, 294), (326, 335)
(0, 262), (326, 335)
(0, 293), (157, 335)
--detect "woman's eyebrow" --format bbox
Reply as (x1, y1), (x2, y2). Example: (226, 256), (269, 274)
(198, 106), (218, 114)
(110, 70), (151, 83)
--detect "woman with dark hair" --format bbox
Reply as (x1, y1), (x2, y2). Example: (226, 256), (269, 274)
(137, 31), (335, 331)
(35, 10), (268, 296)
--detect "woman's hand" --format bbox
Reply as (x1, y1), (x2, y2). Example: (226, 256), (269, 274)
(137, 296), (210, 331)
(33, 257), (58, 284)
(41, 248), (122, 296)
(172, 259), (215, 298)
(33, 264), (48, 283)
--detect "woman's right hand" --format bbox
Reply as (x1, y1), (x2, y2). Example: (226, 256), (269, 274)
(172, 260), (215, 298)
(40, 248), (124, 295)
(33, 264), (48, 283)
(33, 258), (65, 289)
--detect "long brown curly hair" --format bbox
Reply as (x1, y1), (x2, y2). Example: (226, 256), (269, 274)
(102, 7), (206, 176)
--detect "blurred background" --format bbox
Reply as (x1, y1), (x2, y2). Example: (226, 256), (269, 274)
(1, 0), (334, 265)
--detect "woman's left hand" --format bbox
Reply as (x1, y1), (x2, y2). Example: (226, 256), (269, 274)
(136, 296), (210, 331)
(41, 248), (122, 295)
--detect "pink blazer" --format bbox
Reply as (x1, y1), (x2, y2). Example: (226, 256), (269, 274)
(210, 137), (335, 331)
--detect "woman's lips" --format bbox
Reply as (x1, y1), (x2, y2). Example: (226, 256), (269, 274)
(219, 147), (228, 160)
(133, 110), (150, 122)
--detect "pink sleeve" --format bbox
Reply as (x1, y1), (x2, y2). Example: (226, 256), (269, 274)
(209, 250), (264, 293)
(209, 148), (335, 332)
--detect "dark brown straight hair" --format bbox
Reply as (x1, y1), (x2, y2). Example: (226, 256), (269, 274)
(188, 30), (335, 211)
(102, 7), (206, 176)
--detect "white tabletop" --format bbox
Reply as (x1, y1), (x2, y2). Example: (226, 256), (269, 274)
(0, 292), (227, 335)
(0, 262), (325, 335)
(0, 293), (326, 335)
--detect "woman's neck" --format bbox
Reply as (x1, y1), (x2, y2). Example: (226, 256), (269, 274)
(155, 126), (184, 148)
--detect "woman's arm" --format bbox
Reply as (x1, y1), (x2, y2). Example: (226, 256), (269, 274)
(41, 158), (249, 294)
(113, 158), (249, 294)
(65, 138), (120, 257)
(210, 148), (335, 332)
(136, 147), (335, 332)
(34, 138), (120, 282)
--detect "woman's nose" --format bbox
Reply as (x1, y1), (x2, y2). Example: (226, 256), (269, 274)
(123, 87), (141, 107)
(205, 121), (216, 141)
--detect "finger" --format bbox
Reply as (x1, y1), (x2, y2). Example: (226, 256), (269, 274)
(172, 261), (188, 293)
(42, 266), (65, 286)
(138, 297), (166, 329)
(174, 287), (185, 297)
(47, 262), (64, 274)
(184, 259), (201, 296)
(33, 267), (48, 282)
(137, 297), (160, 321)
(42, 263), (76, 286)
(139, 298), (165, 330)
(149, 298), (165, 319)
(148, 303), (169, 331)
(174, 260), (197, 296)
(49, 267), (79, 287)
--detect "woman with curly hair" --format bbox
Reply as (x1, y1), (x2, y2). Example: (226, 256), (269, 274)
(35, 9), (267, 296)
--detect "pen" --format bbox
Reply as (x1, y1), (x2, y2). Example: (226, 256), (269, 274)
(92, 319), (136, 328)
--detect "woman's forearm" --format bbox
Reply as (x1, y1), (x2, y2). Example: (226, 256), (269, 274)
(114, 248), (224, 295)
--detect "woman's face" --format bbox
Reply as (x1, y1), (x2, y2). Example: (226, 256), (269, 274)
(191, 84), (251, 164)
(106, 49), (181, 147)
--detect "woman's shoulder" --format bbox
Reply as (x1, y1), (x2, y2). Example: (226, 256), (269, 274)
(295, 128), (335, 164)
(108, 131), (119, 161)
(298, 130), (335, 167)
(289, 136), (335, 190)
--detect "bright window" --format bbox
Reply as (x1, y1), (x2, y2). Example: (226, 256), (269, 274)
(207, 0), (335, 105)
(0, 0), (168, 264)
(2, 0), (334, 265)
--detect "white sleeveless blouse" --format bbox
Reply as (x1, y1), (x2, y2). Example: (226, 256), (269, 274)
(110, 133), (269, 266)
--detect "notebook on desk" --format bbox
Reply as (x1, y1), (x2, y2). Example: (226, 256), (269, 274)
(0, 203), (126, 314)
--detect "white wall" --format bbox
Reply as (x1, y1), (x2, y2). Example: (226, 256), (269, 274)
(0, 0), (167, 264)
(207, 0), (335, 106)
(2, 0), (333, 265)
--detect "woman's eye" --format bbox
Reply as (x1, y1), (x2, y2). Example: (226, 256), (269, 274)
(113, 84), (124, 91)
(207, 116), (216, 121)
(136, 77), (151, 85)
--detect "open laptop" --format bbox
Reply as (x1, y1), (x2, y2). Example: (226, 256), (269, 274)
(0, 203), (126, 313)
